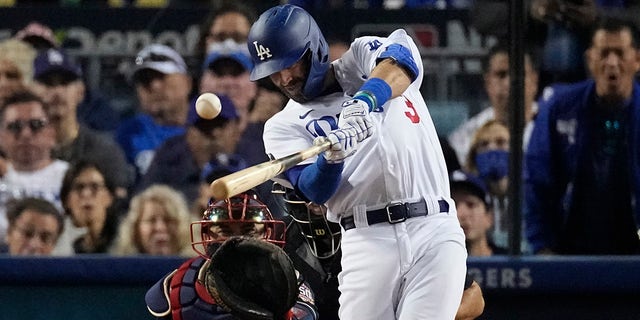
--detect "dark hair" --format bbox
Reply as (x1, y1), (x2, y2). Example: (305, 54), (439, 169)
(196, 3), (257, 59)
(481, 41), (537, 74)
(6, 197), (64, 236)
(60, 159), (125, 253)
(0, 89), (46, 122)
(591, 17), (639, 48)
(60, 160), (116, 214)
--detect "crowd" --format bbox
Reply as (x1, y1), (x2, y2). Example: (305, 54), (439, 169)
(0, 0), (639, 319)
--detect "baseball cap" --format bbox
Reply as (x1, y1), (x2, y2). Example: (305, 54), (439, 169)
(203, 40), (253, 74)
(188, 94), (239, 132)
(33, 48), (82, 83)
(450, 170), (490, 206)
(204, 51), (253, 73)
(132, 44), (187, 80)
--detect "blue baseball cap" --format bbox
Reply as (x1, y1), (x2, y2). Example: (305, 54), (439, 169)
(34, 48), (82, 81)
(203, 50), (253, 73)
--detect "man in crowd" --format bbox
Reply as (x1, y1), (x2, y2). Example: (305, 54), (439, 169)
(116, 44), (192, 178)
(525, 17), (640, 255)
(0, 90), (68, 244)
(31, 48), (132, 198)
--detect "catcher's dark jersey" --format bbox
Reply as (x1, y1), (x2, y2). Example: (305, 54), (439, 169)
(145, 257), (318, 320)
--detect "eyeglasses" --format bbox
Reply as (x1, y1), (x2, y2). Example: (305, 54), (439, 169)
(14, 225), (57, 246)
(71, 182), (106, 195)
(3, 119), (48, 136)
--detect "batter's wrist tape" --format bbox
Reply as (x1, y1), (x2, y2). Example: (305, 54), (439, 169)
(354, 78), (392, 112)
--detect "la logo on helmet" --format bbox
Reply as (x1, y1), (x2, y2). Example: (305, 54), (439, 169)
(253, 41), (272, 60)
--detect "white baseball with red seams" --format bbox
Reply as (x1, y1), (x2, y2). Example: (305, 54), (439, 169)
(195, 93), (221, 119)
(264, 29), (467, 319)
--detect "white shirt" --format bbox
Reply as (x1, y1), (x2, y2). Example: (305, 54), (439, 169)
(0, 160), (69, 243)
(264, 29), (451, 223)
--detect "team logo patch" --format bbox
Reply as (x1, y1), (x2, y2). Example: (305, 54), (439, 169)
(253, 41), (272, 60)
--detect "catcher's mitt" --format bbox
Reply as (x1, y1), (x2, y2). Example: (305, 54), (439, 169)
(206, 236), (299, 320)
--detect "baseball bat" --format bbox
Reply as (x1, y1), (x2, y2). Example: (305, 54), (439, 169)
(210, 138), (331, 200)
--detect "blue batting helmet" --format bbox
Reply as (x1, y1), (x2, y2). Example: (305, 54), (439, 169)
(247, 4), (329, 100)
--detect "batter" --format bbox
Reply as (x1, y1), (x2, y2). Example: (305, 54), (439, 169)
(248, 4), (467, 319)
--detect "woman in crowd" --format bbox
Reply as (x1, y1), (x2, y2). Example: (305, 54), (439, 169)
(111, 184), (192, 256)
(464, 119), (511, 249)
(55, 160), (124, 255)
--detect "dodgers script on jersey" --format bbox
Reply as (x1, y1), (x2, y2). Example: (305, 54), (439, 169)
(263, 29), (451, 222)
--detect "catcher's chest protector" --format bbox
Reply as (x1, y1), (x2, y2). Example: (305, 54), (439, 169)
(148, 257), (233, 320)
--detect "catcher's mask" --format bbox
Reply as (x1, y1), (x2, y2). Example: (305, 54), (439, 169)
(191, 191), (285, 258)
(272, 182), (341, 259)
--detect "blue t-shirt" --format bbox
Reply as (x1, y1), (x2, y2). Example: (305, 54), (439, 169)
(115, 113), (185, 176)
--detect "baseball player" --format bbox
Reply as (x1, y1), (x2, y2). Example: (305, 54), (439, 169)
(273, 182), (485, 320)
(249, 4), (467, 319)
(145, 192), (318, 320)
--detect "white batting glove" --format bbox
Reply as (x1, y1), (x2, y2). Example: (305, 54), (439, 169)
(315, 127), (359, 163)
(338, 99), (374, 142)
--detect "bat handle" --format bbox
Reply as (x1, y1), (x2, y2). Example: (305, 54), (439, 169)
(313, 136), (331, 149)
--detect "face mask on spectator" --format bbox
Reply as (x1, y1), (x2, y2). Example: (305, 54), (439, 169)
(475, 150), (509, 181)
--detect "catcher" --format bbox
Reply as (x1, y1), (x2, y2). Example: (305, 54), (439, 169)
(145, 192), (318, 320)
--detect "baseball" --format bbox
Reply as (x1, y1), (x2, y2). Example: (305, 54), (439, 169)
(195, 93), (222, 119)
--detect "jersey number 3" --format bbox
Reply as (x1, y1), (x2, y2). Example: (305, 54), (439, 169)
(403, 98), (420, 123)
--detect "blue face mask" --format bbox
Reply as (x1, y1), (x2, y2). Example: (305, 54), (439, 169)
(475, 150), (509, 181)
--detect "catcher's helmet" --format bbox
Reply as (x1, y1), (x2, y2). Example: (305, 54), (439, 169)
(191, 191), (285, 258)
(247, 4), (329, 100)
(272, 182), (341, 259)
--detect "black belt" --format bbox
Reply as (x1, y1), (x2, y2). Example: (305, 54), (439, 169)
(340, 199), (449, 231)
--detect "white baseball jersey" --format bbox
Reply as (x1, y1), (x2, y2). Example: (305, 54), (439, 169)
(264, 29), (451, 223)
(264, 29), (466, 320)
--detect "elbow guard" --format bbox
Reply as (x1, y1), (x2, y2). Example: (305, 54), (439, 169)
(377, 43), (419, 81)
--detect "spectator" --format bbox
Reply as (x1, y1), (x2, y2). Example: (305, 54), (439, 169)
(137, 95), (243, 205)
(525, 17), (640, 255)
(448, 42), (539, 164)
(31, 48), (133, 198)
(199, 43), (257, 142)
(0, 39), (36, 105)
(55, 160), (124, 255)
(111, 184), (192, 256)
(195, 2), (256, 68)
(450, 171), (507, 256)
(3, 197), (63, 255)
(0, 90), (68, 245)
(115, 44), (192, 178)
(464, 119), (511, 248)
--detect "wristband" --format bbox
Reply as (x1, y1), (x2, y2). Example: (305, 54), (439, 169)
(353, 77), (392, 112)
